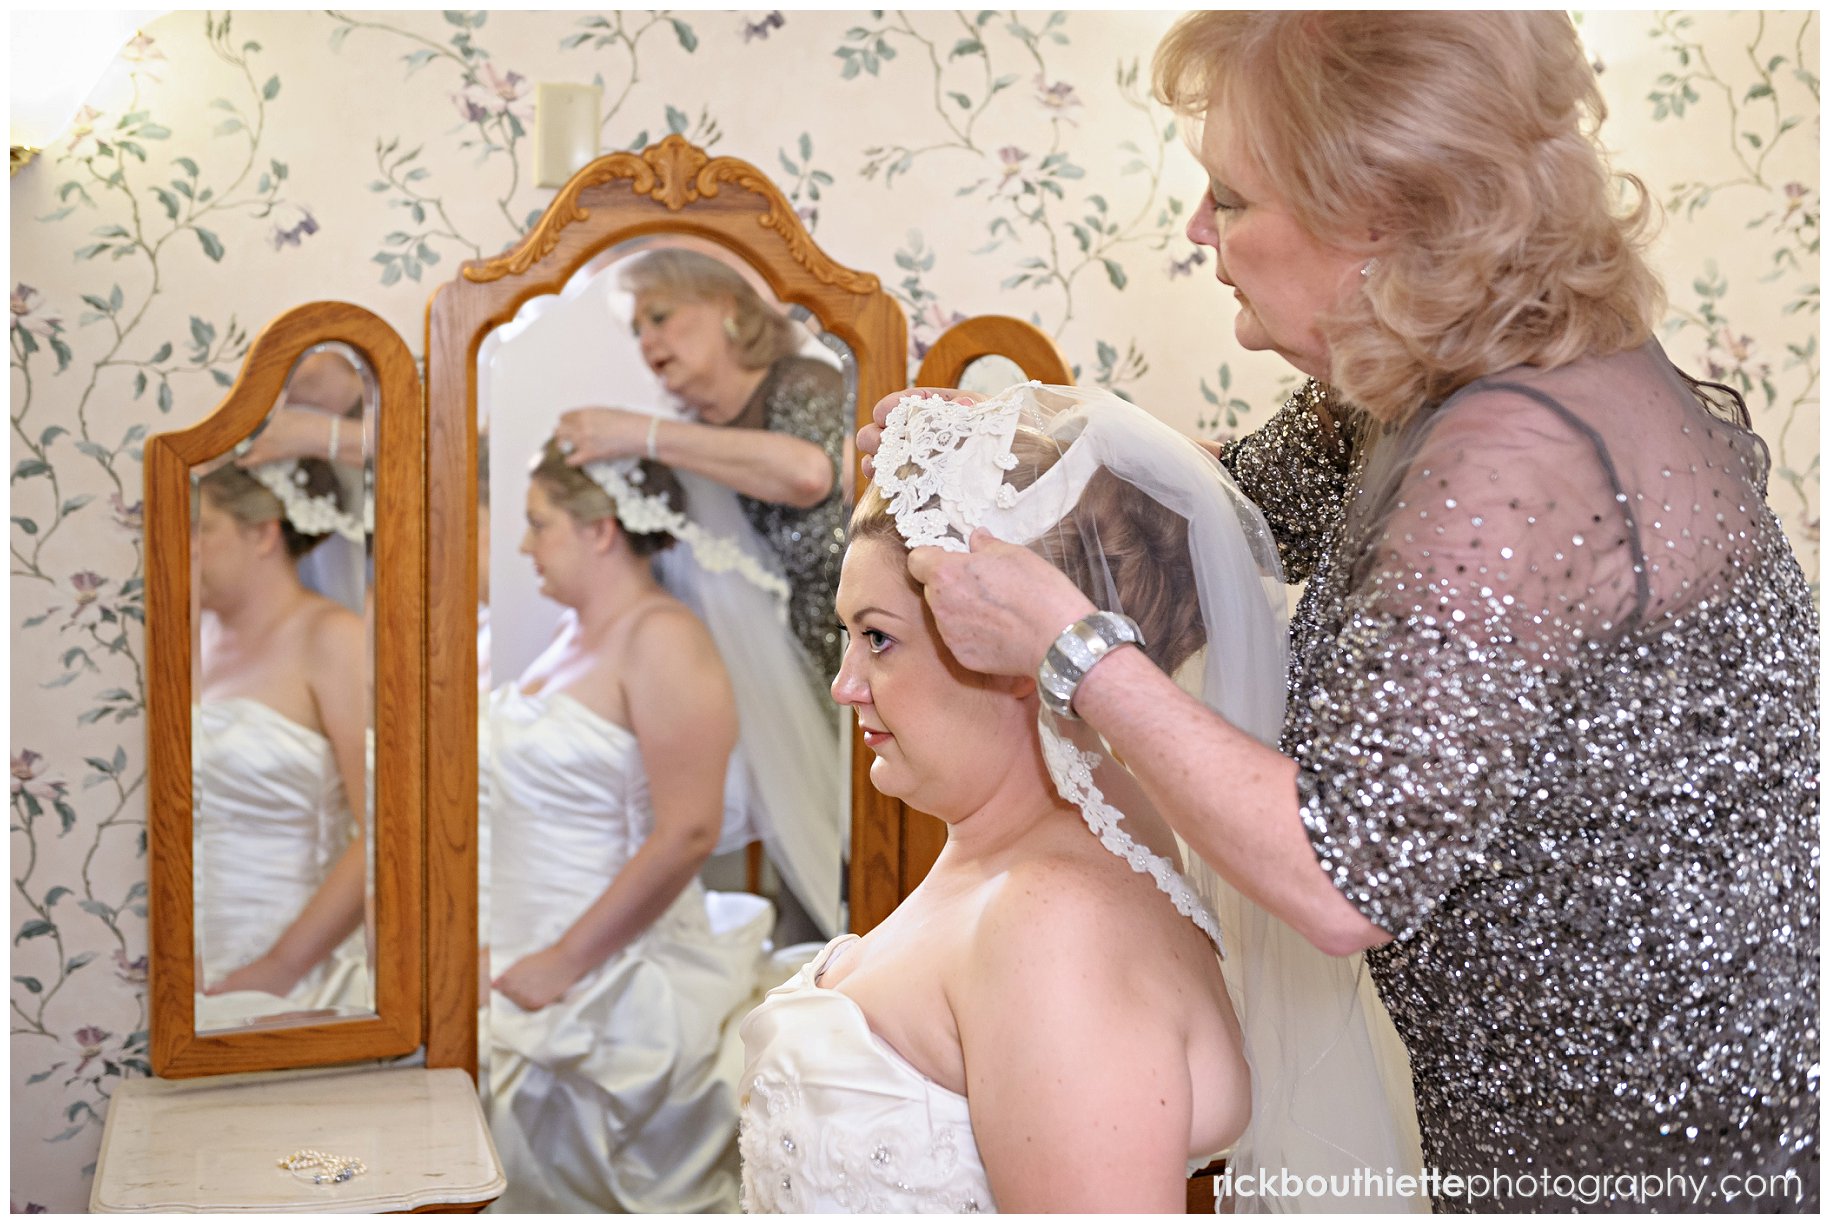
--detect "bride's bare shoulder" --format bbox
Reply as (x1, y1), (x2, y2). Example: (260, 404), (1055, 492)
(965, 849), (1188, 997)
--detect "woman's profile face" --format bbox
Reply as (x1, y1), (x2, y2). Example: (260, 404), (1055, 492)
(519, 479), (603, 608)
(1185, 112), (1363, 381)
(831, 536), (1027, 819)
(195, 493), (267, 611)
(631, 291), (737, 415)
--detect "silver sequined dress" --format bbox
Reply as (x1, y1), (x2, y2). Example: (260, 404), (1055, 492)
(736, 355), (847, 686)
(1221, 341), (1819, 1212)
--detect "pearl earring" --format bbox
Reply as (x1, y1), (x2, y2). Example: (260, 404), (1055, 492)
(723, 317), (739, 341)
(1360, 258), (1378, 279)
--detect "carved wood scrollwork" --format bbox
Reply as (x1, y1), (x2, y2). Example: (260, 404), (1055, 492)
(462, 136), (879, 296)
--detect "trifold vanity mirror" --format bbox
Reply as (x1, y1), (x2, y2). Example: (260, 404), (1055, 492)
(136, 137), (1070, 1210)
(146, 133), (1068, 1097)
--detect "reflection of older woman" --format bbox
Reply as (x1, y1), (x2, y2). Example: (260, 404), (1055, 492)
(554, 248), (847, 681)
(868, 12), (1819, 1212)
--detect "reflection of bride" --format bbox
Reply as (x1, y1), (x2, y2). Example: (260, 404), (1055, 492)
(193, 460), (369, 1009)
(739, 386), (1421, 1212)
(484, 441), (771, 1214)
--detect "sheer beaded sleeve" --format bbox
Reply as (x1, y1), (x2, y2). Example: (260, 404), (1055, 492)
(760, 356), (846, 484)
(1218, 380), (1359, 583)
(738, 355), (848, 682)
(1291, 384), (1644, 940)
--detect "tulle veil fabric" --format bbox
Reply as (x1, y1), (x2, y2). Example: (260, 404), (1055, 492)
(652, 469), (845, 938)
(893, 382), (1424, 1211)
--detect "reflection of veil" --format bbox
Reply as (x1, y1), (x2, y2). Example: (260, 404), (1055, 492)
(652, 470), (844, 938)
(877, 383), (1422, 1209)
(293, 465), (367, 613)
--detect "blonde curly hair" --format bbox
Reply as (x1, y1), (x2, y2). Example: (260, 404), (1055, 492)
(1153, 11), (1664, 423)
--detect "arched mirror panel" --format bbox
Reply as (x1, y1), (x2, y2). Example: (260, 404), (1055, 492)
(425, 135), (908, 1078)
(145, 301), (423, 1077)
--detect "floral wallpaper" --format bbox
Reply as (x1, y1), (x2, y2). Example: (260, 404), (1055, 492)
(9, 10), (1817, 1211)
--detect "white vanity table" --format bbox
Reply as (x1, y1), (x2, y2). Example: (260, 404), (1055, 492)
(90, 1066), (504, 1213)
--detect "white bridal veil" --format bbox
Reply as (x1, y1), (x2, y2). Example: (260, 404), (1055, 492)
(876, 382), (1423, 1211)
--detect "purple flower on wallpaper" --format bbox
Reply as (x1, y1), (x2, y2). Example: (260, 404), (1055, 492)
(63, 571), (108, 630)
(12, 750), (68, 802)
(109, 493), (144, 535)
(455, 62), (530, 125)
(73, 1026), (113, 1074)
(796, 204), (818, 230)
(121, 31), (166, 82)
(65, 106), (104, 154)
(269, 203), (319, 250)
(11, 284), (63, 339)
(11, 1201), (48, 1214)
(741, 10), (785, 42)
(112, 949), (149, 985)
(1034, 75), (1082, 117)
(1703, 325), (1770, 385)
(1167, 250), (1207, 279)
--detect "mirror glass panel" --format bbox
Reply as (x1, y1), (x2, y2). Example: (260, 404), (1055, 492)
(190, 343), (377, 1034)
(472, 237), (854, 1173)
(958, 352), (1028, 397)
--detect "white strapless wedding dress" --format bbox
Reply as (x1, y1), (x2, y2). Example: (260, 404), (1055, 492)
(192, 698), (369, 1021)
(739, 934), (993, 1213)
(485, 686), (772, 1214)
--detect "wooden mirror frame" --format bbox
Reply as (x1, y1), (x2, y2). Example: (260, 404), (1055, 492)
(425, 134), (910, 1074)
(145, 301), (425, 1077)
(914, 315), (1072, 388)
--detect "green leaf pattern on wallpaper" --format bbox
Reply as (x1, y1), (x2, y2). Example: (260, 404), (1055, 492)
(11, 15), (294, 1190)
(6, 10), (1817, 1211)
(835, 11), (1186, 396)
(1644, 11), (1820, 540)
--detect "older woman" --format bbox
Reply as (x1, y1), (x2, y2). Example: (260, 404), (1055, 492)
(554, 248), (848, 684)
(867, 12), (1818, 1212)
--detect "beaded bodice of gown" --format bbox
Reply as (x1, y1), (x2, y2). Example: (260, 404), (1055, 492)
(194, 698), (353, 980)
(1221, 341), (1819, 1209)
(735, 355), (847, 684)
(739, 935), (993, 1214)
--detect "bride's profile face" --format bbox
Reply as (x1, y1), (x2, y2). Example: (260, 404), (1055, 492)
(832, 537), (1029, 818)
(196, 494), (267, 610)
(520, 480), (604, 607)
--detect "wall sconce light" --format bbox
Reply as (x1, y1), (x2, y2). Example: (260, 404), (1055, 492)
(10, 10), (163, 173)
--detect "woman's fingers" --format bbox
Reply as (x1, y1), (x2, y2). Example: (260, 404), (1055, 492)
(859, 388), (984, 477)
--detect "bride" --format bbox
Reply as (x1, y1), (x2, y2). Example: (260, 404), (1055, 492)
(484, 439), (770, 1213)
(193, 458), (369, 1009)
(739, 383), (1420, 1212)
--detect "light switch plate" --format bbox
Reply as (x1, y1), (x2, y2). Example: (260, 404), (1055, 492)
(534, 82), (603, 188)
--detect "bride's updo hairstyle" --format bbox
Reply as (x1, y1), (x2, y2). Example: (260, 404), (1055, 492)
(199, 460), (345, 559)
(529, 439), (686, 558)
(851, 426), (1205, 678)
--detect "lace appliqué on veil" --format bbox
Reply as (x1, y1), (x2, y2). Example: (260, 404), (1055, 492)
(873, 386), (1033, 553)
(1040, 723), (1225, 953)
(741, 1071), (986, 1213)
(584, 458), (792, 612)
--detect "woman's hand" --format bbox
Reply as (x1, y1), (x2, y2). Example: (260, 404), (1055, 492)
(492, 943), (588, 1011)
(553, 407), (650, 465)
(858, 387), (984, 481)
(909, 528), (1096, 678)
(234, 407), (337, 468)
